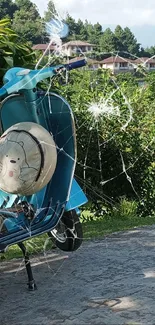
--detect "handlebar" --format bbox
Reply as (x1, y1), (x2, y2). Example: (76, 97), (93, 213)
(64, 59), (87, 71)
(0, 58), (87, 99)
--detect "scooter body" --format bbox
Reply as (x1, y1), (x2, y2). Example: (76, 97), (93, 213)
(0, 62), (88, 253)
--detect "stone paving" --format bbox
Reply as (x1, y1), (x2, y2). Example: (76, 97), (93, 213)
(1, 225), (155, 324)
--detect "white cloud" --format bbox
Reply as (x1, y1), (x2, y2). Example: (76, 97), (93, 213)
(32, 0), (155, 26)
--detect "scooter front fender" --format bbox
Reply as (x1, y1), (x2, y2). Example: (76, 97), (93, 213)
(65, 178), (88, 212)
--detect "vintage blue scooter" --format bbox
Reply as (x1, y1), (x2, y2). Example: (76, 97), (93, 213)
(0, 58), (88, 290)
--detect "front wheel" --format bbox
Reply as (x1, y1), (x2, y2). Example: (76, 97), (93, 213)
(48, 210), (83, 251)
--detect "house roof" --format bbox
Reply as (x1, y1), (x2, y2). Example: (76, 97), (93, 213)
(99, 56), (155, 65)
(100, 56), (131, 64)
(32, 44), (55, 50)
(62, 40), (94, 47)
(134, 57), (155, 64)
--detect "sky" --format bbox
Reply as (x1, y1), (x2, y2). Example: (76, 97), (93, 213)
(32, 0), (155, 47)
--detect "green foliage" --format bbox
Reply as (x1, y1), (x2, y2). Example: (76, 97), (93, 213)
(12, 0), (45, 44)
(44, 0), (57, 22)
(58, 68), (154, 218)
(110, 198), (138, 219)
(98, 25), (140, 55)
(0, 0), (149, 57)
(81, 198), (138, 223)
(100, 28), (119, 52)
(64, 15), (104, 45)
(0, 0), (17, 19)
(15, 0), (39, 14)
(13, 11), (44, 44)
(65, 14), (80, 40)
(0, 0), (46, 44)
(0, 18), (36, 83)
(0, 0), (152, 57)
(64, 15), (141, 56)
(119, 27), (140, 54)
(145, 46), (155, 56)
(114, 25), (126, 51)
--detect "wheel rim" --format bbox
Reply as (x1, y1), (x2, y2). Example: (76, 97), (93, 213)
(51, 220), (67, 243)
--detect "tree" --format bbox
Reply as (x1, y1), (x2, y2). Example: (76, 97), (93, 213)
(94, 22), (102, 34)
(75, 19), (88, 40)
(144, 46), (155, 57)
(65, 14), (78, 39)
(58, 69), (155, 217)
(84, 21), (94, 41)
(12, 0), (45, 44)
(0, 0), (17, 19)
(122, 27), (140, 55)
(100, 28), (119, 53)
(85, 21), (102, 44)
(114, 25), (126, 52)
(114, 25), (141, 55)
(0, 18), (35, 84)
(15, 0), (40, 17)
(44, 0), (57, 21)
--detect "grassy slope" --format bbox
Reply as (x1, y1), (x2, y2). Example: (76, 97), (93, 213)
(1, 215), (155, 260)
(82, 216), (155, 239)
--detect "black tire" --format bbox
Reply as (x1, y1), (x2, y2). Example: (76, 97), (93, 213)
(48, 210), (83, 252)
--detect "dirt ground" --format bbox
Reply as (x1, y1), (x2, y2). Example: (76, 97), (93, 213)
(1, 225), (155, 325)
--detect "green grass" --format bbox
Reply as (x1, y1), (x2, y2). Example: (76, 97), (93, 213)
(1, 214), (155, 261)
(1, 234), (53, 260)
(82, 216), (155, 239)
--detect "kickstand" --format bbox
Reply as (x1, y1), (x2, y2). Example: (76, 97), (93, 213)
(18, 242), (37, 291)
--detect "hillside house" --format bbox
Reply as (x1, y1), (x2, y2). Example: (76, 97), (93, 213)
(32, 44), (56, 54)
(62, 41), (94, 57)
(100, 56), (135, 74)
(32, 43), (155, 74)
(134, 57), (155, 70)
(100, 56), (155, 73)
